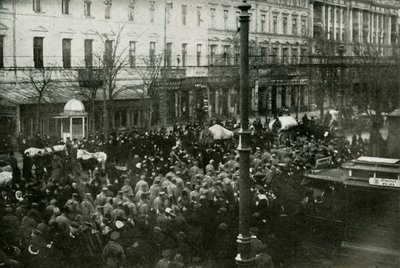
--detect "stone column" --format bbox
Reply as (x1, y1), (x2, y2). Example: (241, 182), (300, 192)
(339, 7), (343, 41)
(388, 15), (392, 45)
(333, 6), (337, 40)
(309, 1), (314, 37)
(380, 14), (384, 44)
(359, 10), (363, 43)
(377, 13), (380, 43)
(375, 13), (378, 43)
(348, 6), (353, 42)
(322, 3), (326, 33)
(327, 5), (331, 39)
(369, 12), (372, 43)
(356, 9), (361, 43)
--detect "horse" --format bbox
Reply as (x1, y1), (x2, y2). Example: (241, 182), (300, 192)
(77, 149), (107, 171)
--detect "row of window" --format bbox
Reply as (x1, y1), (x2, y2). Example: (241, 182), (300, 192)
(1, 36), (307, 69)
(208, 44), (308, 66)
(30, 0), (308, 34)
(31, 37), (204, 69)
(33, 0), (99, 18)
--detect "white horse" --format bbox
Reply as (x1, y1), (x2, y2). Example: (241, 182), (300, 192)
(24, 145), (66, 157)
(77, 149), (107, 170)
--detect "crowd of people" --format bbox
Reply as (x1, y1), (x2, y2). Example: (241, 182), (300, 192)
(0, 115), (369, 268)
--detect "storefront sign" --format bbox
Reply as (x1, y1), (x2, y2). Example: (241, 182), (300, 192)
(0, 100), (18, 116)
(155, 80), (182, 91)
(369, 177), (400, 188)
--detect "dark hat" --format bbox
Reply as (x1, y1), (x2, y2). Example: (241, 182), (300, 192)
(110, 231), (120, 240)
(249, 227), (259, 234)
(219, 223), (228, 230)
(162, 249), (172, 258)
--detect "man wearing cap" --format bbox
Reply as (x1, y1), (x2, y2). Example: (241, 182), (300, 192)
(124, 193), (138, 218)
(55, 207), (71, 235)
(81, 193), (96, 221)
(255, 244), (275, 268)
(134, 175), (149, 194)
(64, 193), (81, 219)
(111, 201), (127, 223)
(137, 192), (150, 217)
(165, 166), (176, 179)
(103, 197), (114, 219)
(113, 191), (124, 207)
(102, 231), (125, 268)
(189, 161), (202, 180)
(250, 227), (264, 256)
(95, 187), (109, 214)
(120, 178), (133, 196)
(149, 177), (162, 204)
(152, 191), (167, 212)
(205, 160), (215, 175)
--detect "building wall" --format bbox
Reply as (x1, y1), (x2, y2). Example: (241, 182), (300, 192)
(0, 0), (209, 68)
(311, 0), (399, 56)
(0, 0), (399, 125)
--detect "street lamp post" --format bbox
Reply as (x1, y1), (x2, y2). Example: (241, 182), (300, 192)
(235, 1), (255, 267)
(337, 44), (346, 161)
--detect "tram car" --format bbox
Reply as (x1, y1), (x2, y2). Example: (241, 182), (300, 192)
(303, 156), (400, 266)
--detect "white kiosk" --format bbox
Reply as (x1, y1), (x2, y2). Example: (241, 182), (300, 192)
(58, 98), (88, 141)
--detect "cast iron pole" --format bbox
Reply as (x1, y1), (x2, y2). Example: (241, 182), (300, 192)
(337, 44), (345, 161)
(236, 1), (255, 267)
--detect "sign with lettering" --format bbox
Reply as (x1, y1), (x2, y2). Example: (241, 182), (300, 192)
(369, 177), (400, 188)
(155, 79), (182, 91)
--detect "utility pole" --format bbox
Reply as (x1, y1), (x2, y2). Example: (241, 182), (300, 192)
(337, 43), (346, 161)
(159, 0), (168, 127)
(235, 1), (255, 267)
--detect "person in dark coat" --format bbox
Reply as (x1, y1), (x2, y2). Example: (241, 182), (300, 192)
(7, 152), (21, 187)
(27, 228), (53, 268)
(23, 152), (33, 182)
(102, 231), (125, 268)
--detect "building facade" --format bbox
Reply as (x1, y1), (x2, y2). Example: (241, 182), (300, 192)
(1, 0), (398, 136)
(311, 0), (399, 56)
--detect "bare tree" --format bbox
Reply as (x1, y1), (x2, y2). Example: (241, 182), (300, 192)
(77, 68), (103, 134)
(308, 37), (342, 118)
(25, 67), (53, 135)
(351, 48), (397, 156)
(95, 25), (130, 133)
(136, 54), (163, 127)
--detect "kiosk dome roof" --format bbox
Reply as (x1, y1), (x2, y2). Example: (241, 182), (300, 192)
(64, 98), (85, 113)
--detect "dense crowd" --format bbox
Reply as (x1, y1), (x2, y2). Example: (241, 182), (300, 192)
(0, 115), (369, 268)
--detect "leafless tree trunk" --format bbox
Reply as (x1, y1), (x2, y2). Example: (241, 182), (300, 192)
(25, 68), (53, 136)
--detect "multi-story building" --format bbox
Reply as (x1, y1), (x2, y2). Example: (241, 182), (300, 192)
(0, 0), (209, 137)
(311, 0), (399, 56)
(309, 0), (400, 113)
(190, 0), (313, 119)
(3, 0), (396, 139)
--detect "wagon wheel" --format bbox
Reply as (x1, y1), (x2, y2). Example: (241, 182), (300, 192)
(278, 131), (290, 145)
